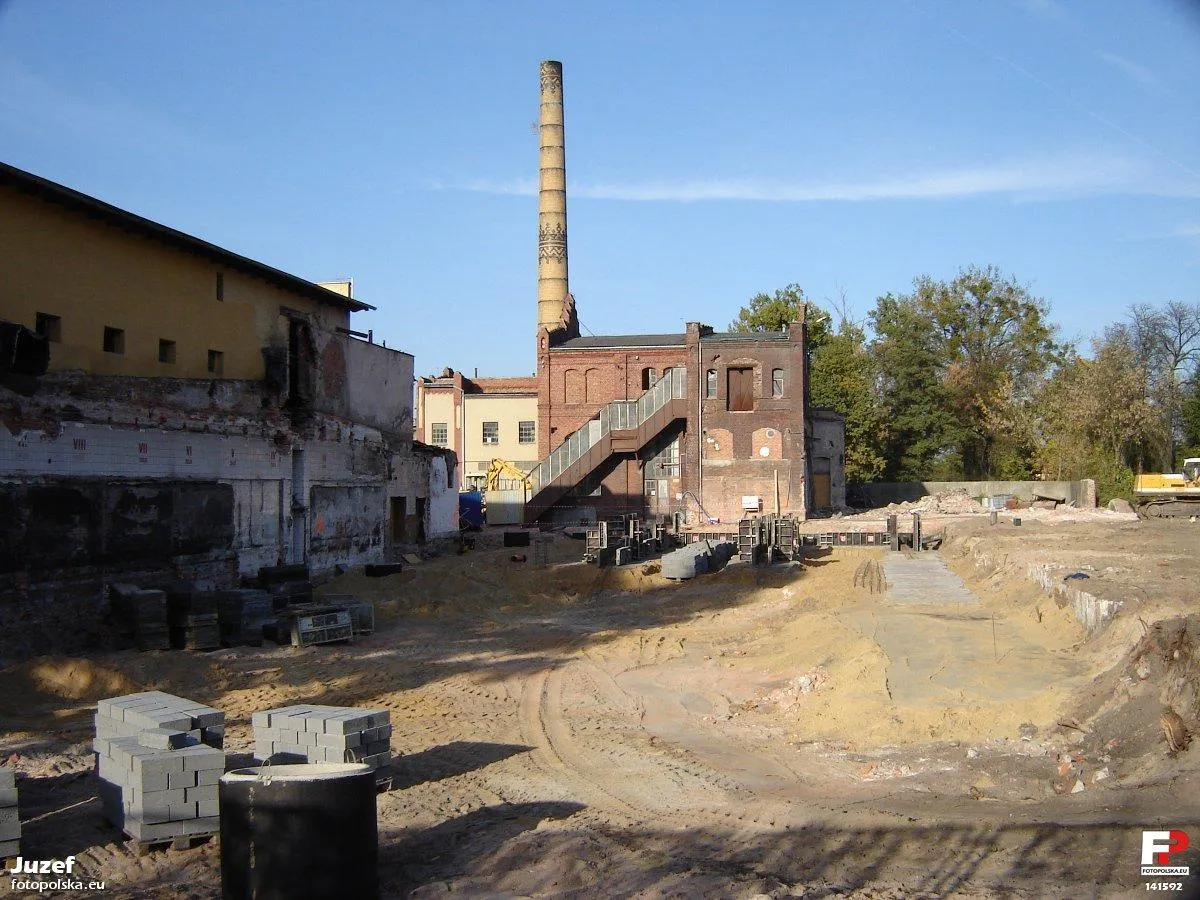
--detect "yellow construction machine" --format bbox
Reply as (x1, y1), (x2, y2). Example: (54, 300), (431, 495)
(1133, 458), (1200, 517)
(484, 458), (532, 493)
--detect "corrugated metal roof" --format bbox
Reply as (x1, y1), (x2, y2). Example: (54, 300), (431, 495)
(0, 161), (374, 313)
(552, 333), (686, 349)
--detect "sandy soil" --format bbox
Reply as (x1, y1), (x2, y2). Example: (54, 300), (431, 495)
(1, 515), (1198, 899)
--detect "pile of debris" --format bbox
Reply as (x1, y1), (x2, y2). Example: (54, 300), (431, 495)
(882, 489), (986, 516)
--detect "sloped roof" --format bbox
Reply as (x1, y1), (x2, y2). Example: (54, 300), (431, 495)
(552, 333), (685, 350)
(0, 161), (373, 313)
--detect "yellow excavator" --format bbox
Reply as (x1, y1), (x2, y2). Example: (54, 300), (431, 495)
(1133, 458), (1200, 517)
(484, 458), (532, 493)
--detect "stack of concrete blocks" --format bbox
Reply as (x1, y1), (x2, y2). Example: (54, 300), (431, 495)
(252, 705), (391, 772)
(0, 768), (18, 859)
(94, 691), (226, 842)
(215, 589), (272, 646)
(165, 584), (220, 650)
(110, 584), (169, 651)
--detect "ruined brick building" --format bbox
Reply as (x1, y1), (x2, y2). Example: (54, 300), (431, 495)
(0, 161), (457, 654)
(417, 61), (845, 526)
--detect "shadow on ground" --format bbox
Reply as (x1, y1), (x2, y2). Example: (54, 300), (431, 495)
(384, 817), (1200, 899)
(388, 741), (533, 791)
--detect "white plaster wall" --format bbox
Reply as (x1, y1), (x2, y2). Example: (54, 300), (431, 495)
(426, 453), (458, 538)
(0, 421), (406, 574)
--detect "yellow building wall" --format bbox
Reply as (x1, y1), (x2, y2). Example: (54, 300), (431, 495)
(422, 392), (457, 448)
(463, 394), (540, 476)
(0, 186), (349, 379)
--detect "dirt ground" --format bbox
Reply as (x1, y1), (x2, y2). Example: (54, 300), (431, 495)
(1, 512), (1198, 899)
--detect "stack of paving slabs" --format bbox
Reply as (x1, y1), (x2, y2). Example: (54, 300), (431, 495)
(215, 589), (272, 646)
(257, 564), (313, 612)
(252, 705), (391, 771)
(110, 584), (169, 651)
(94, 691), (226, 842)
(164, 583), (220, 651)
(0, 768), (18, 858)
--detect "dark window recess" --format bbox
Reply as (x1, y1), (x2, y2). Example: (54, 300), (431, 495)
(727, 366), (754, 411)
(286, 318), (315, 415)
(35, 313), (61, 342)
(216, 272), (225, 301)
(207, 349), (224, 374)
(390, 497), (407, 542)
(159, 339), (177, 363)
(705, 369), (717, 398)
(772, 368), (784, 398)
(103, 327), (125, 354)
(640, 367), (655, 390)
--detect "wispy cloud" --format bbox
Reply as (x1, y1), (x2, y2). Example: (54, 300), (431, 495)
(1015, 0), (1067, 22)
(442, 152), (1200, 203)
(1096, 52), (1158, 87)
(0, 57), (217, 157)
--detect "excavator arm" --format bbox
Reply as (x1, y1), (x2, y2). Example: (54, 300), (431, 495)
(485, 458), (532, 492)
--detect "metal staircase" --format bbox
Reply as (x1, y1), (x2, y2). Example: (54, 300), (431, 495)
(523, 366), (688, 523)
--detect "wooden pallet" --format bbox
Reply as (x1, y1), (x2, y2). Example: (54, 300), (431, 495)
(125, 830), (216, 857)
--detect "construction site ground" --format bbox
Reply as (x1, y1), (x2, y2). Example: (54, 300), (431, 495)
(2, 509), (1198, 898)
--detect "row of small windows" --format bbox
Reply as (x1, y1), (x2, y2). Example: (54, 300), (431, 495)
(430, 421), (536, 447)
(35, 311), (224, 373)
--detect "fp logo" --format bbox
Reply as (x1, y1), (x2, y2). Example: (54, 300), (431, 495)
(1142, 830), (1190, 876)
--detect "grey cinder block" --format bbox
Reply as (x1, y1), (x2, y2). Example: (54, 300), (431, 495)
(139, 728), (198, 751)
(185, 785), (217, 804)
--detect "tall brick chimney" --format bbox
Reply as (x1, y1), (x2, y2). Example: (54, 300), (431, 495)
(537, 60), (578, 343)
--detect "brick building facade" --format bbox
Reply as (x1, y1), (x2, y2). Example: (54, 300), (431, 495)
(530, 315), (841, 525)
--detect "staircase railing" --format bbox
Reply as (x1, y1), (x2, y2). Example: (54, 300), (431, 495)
(527, 366), (686, 496)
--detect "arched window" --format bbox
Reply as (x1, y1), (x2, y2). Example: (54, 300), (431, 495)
(705, 369), (717, 398)
(641, 367), (656, 390)
(564, 368), (583, 404)
(584, 367), (602, 403)
(772, 368), (784, 398)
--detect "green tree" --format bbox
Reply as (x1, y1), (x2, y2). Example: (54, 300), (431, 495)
(808, 320), (888, 482)
(729, 283), (831, 348)
(1179, 362), (1200, 458)
(869, 266), (1061, 479)
(1034, 328), (1161, 501)
(868, 292), (961, 480)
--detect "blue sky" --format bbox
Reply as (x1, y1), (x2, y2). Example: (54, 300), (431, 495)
(1, 0), (1197, 377)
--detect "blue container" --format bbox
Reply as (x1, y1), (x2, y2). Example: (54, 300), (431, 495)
(459, 490), (485, 531)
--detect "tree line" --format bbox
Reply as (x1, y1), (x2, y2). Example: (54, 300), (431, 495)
(729, 269), (1200, 502)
